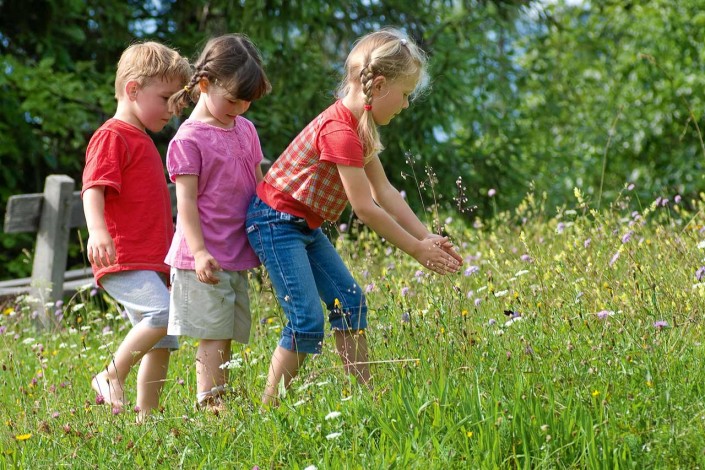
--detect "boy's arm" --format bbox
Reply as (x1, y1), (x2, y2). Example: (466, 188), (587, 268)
(338, 164), (460, 275)
(174, 175), (221, 284)
(83, 186), (116, 268)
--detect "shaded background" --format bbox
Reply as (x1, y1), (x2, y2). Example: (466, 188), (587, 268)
(1, 0), (703, 279)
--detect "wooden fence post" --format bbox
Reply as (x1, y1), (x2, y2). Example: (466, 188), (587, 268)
(30, 175), (75, 328)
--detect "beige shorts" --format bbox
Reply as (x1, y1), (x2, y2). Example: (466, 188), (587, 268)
(168, 268), (251, 343)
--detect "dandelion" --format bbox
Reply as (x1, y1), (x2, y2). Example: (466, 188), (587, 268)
(653, 320), (668, 329)
(325, 411), (342, 420)
(14, 433), (31, 441)
(591, 390), (600, 397)
(466, 431), (473, 438)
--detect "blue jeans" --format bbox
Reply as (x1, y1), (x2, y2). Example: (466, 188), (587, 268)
(246, 196), (367, 354)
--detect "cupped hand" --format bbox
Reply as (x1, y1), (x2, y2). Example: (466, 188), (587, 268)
(415, 236), (462, 275)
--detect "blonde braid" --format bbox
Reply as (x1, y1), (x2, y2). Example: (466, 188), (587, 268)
(358, 61), (382, 162)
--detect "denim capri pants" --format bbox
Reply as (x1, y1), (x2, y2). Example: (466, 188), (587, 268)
(246, 196), (367, 354)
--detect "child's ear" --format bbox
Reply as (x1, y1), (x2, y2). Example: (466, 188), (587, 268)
(198, 78), (210, 93)
(372, 76), (387, 93)
(125, 80), (139, 101)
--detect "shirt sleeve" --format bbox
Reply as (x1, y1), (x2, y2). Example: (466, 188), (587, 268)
(166, 138), (202, 182)
(317, 120), (364, 168)
(82, 129), (127, 196)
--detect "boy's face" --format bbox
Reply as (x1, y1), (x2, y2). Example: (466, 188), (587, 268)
(128, 77), (183, 133)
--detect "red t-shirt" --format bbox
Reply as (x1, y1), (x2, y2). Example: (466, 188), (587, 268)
(259, 100), (365, 228)
(82, 118), (174, 283)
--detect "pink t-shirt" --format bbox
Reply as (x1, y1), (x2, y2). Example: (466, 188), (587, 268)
(82, 118), (174, 283)
(165, 117), (263, 271)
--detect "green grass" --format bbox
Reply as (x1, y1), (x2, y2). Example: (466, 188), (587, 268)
(3, 187), (705, 468)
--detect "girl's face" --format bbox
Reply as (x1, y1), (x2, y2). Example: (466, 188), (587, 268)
(203, 83), (251, 129)
(131, 77), (183, 133)
(370, 74), (418, 126)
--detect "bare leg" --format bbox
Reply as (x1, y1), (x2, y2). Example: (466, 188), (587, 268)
(92, 324), (168, 408)
(334, 330), (372, 387)
(196, 339), (231, 401)
(261, 346), (307, 406)
(135, 347), (170, 417)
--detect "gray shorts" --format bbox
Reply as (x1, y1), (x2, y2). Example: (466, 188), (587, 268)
(100, 270), (179, 350)
(168, 268), (252, 343)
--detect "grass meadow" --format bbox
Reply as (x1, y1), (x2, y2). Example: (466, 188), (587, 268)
(2, 185), (705, 469)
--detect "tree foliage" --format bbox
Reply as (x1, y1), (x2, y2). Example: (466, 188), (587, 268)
(1, 0), (703, 279)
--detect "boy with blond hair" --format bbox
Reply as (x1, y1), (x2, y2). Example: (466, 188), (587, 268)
(82, 42), (190, 418)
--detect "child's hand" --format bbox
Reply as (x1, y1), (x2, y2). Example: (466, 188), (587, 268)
(414, 236), (462, 275)
(87, 229), (116, 268)
(424, 234), (463, 265)
(194, 251), (221, 284)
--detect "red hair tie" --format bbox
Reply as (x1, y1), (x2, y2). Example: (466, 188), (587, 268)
(363, 104), (372, 111)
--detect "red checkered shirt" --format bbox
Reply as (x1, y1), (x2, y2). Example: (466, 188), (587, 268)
(263, 100), (365, 222)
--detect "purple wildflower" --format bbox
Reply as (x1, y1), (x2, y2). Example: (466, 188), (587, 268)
(488, 318), (496, 326)
(556, 222), (565, 234)
(464, 266), (480, 276)
(488, 188), (496, 197)
(51, 412), (60, 419)
(90, 288), (98, 297)
(401, 312), (410, 323)
(474, 298), (482, 307)
(365, 283), (375, 293)
(661, 198), (669, 207)
(400, 190), (406, 200)
(338, 223), (348, 233)
(674, 194), (682, 204)
(584, 238), (591, 248)
(401, 287), (410, 297)
(95, 395), (105, 405)
(112, 407), (121, 415)
(621, 231), (633, 244)
(596, 310), (612, 319)
(0, 326), (6, 335)
(609, 251), (620, 267)
(520, 254), (532, 262)
(627, 183), (635, 191)
(696, 267), (705, 282)
(55, 300), (64, 309)
(653, 320), (668, 329)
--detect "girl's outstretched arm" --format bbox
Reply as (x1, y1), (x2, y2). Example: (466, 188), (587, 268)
(365, 157), (463, 264)
(174, 175), (221, 284)
(339, 164), (460, 275)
